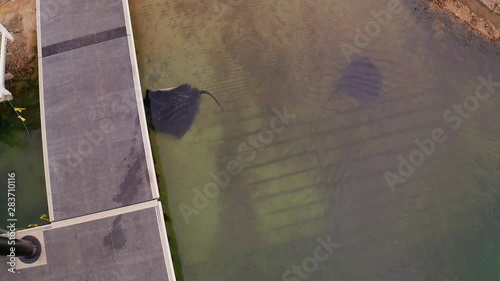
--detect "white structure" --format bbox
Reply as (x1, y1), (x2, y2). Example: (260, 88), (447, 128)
(0, 23), (14, 103)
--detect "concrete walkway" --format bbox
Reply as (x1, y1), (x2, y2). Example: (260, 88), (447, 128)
(1, 0), (176, 280)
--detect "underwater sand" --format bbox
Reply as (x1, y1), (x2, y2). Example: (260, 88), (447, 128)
(130, 0), (500, 280)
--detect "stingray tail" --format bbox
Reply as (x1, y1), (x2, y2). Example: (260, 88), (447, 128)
(200, 90), (224, 112)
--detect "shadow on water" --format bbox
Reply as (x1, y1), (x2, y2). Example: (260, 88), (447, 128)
(131, 0), (500, 280)
(323, 57), (383, 111)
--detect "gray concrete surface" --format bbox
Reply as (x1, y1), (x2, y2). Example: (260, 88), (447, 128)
(0, 203), (171, 281)
(0, 0), (177, 280)
(42, 35), (153, 221)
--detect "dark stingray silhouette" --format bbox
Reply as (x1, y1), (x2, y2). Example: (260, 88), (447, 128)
(324, 57), (383, 108)
(144, 84), (223, 138)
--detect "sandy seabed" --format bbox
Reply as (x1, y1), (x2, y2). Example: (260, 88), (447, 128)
(0, 0), (498, 80)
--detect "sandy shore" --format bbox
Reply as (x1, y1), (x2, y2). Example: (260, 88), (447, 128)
(0, 0), (39, 130)
(0, 0), (37, 80)
(430, 0), (500, 40)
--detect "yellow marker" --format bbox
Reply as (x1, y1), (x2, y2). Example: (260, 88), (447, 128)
(28, 224), (38, 228)
(14, 107), (26, 113)
(40, 214), (50, 222)
(17, 115), (26, 122)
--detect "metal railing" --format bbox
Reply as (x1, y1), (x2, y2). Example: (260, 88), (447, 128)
(0, 23), (14, 103)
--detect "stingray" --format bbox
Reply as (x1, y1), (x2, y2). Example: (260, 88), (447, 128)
(324, 57), (383, 109)
(144, 84), (223, 138)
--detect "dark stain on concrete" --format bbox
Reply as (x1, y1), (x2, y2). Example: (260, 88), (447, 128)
(103, 215), (126, 249)
(113, 117), (146, 205)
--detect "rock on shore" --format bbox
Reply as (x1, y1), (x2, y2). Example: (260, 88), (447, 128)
(0, 0), (37, 80)
(430, 0), (500, 40)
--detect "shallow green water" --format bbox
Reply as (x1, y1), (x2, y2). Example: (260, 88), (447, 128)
(2, 0), (499, 280)
(129, 0), (500, 280)
(0, 78), (47, 229)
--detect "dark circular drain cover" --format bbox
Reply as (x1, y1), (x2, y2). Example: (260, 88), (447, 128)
(19, 236), (42, 264)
